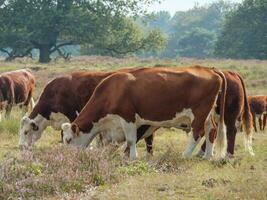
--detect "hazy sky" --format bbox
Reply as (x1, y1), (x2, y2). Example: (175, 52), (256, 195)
(148, 0), (243, 15)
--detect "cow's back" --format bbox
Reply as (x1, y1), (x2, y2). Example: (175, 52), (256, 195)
(249, 95), (267, 114)
(29, 71), (113, 121)
(84, 66), (222, 124)
(216, 71), (245, 123)
(0, 69), (35, 104)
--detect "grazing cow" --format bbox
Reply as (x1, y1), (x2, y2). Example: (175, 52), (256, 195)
(18, 70), (152, 149)
(19, 71), (113, 149)
(137, 71), (254, 157)
(198, 71), (254, 156)
(62, 66), (227, 160)
(248, 95), (267, 132)
(0, 69), (35, 120)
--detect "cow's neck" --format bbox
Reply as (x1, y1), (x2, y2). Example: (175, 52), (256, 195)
(29, 102), (50, 120)
(73, 103), (101, 133)
(33, 114), (50, 131)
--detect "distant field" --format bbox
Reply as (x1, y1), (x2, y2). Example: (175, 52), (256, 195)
(0, 56), (266, 200)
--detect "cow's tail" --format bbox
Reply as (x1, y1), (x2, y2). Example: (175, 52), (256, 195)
(236, 74), (254, 156)
(214, 70), (227, 159)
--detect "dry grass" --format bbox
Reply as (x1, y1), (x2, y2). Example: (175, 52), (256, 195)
(0, 56), (266, 200)
(0, 146), (126, 199)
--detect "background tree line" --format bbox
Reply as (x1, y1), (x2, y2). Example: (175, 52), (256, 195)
(0, 0), (266, 63)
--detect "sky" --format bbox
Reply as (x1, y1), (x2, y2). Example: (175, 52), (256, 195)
(148, 0), (243, 15)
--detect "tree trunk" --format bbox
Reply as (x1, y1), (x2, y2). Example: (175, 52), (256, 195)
(39, 45), (51, 63)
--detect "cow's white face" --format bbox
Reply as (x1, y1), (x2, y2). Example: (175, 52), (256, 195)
(19, 115), (48, 149)
(61, 123), (92, 147)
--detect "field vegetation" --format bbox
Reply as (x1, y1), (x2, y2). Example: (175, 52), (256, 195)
(0, 57), (266, 200)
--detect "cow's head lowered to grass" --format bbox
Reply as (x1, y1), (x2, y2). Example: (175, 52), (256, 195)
(19, 115), (48, 149)
(61, 122), (95, 148)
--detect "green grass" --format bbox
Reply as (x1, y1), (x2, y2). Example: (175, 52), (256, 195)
(0, 56), (267, 199)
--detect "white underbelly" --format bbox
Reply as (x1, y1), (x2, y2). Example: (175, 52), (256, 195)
(135, 108), (194, 128)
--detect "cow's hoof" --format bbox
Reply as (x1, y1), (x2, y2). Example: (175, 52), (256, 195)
(196, 149), (205, 158)
(202, 154), (213, 160)
(226, 153), (234, 159)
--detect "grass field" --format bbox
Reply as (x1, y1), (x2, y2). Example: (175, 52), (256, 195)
(0, 56), (266, 200)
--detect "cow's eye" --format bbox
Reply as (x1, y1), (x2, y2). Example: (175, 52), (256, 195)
(66, 138), (72, 144)
(24, 131), (28, 135)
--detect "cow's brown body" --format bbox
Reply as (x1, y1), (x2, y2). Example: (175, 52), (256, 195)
(0, 69), (35, 118)
(248, 95), (267, 132)
(20, 70), (149, 148)
(65, 66), (227, 159)
(137, 71), (253, 156)
(200, 71), (253, 155)
(29, 71), (113, 121)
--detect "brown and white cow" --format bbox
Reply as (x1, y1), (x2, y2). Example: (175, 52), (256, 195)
(18, 70), (152, 149)
(248, 95), (267, 132)
(62, 66), (228, 160)
(0, 69), (35, 120)
(101, 70), (254, 157)
(19, 71), (113, 148)
(198, 71), (254, 156)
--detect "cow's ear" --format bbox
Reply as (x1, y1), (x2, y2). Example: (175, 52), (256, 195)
(31, 122), (39, 131)
(71, 123), (80, 137)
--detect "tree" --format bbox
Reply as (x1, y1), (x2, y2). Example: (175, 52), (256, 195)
(137, 11), (172, 34)
(177, 28), (215, 58)
(0, 0), (159, 63)
(81, 17), (166, 56)
(162, 0), (234, 58)
(214, 0), (267, 59)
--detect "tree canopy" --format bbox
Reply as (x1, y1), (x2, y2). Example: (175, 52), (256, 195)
(137, 0), (234, 58)
(214, 0), (267, 59)
(0, 0), (164, 63)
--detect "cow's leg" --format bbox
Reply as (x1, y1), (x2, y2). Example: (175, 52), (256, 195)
(252, 113), (257, 132)
(203, 117), (216, 159)
(124, 123), (137, 160)
(145, 133), (154, 155)
(29, 97), (35, 112)
(5, 104), (12, 119)
(183, 121), (203, 158)
(124, 125), (150, 155)
(263, 114), (267, 131)
(259, 115), (263, 131)
(184, 106), (211, 158)
(226, 122), (237, 156)
(125, 125), (156, 155)
(183, 131), (201, 158)
(21, 90), (34, 116)
(0, 107), (3, 121)
(197, 141), (206, 157)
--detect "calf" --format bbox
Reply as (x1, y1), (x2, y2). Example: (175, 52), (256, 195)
(62, 66), (227, 160)
(248, 95), (267, 132)
(0, 69), (35, 120)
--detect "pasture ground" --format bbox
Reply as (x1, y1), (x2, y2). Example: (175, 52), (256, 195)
(0, 56), (266, 200)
